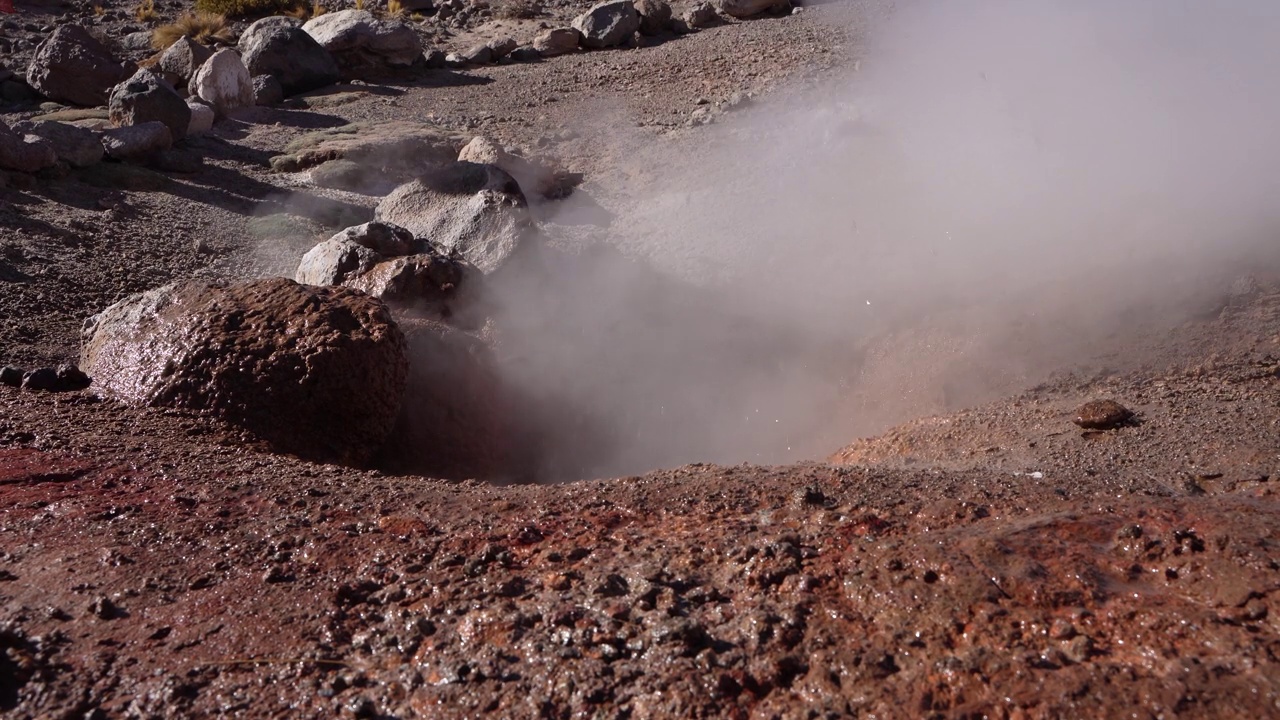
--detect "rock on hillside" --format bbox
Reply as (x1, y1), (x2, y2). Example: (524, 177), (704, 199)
(375, 162), (534, 274)
(80, 278), (408, 466)
(302, 10), (423, 79)
(238, 17), (340, 96)
(26, 25), (134, 107)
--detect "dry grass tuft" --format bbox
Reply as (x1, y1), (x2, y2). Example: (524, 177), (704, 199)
(283, 0), (327, 19)
(385, 0), (404, 17)
(193, 0), (302, 19)
(134, 0), (158, 22)
(151, 11), (236, 50)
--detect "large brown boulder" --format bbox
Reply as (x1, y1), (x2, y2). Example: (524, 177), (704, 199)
(26, 25), (134, 107)
(80, 278), (408, 466)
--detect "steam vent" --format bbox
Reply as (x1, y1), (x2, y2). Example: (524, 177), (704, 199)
(2, 1), (1279, 717)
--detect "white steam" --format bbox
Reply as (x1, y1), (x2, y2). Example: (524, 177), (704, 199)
(486, 0), (1280, 480)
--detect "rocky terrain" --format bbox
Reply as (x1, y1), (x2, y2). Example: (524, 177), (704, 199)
(2, 0), (1280, 717)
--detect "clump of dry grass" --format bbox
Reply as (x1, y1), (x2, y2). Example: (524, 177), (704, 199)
(151, 11), (236, 50)
(283, 0), (328, 19)
(134, 0), (158, 22)
(92, 4), (106, 16)
(193, 0), (301, 19)
(385, 0), (404, 17)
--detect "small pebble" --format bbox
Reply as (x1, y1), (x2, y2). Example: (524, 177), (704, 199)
(1072, 399), (1134, 430)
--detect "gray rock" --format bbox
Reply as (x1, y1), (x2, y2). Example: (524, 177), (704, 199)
(509, 46), (541, 62)
(296, 236), (382, 286)
(457, 135), (562, 199)
(375, 162), (533, 274)
(186, 99), (215, 136)
(191, 48), (253, 116)
(345, 253), (467, 307)
(635, 0), (673, 35)
(302, 10), (422, 79)
(80, 277), (408, 466)
(572, 1), (640, 49)
(14, 119), (102, 167)
(458, 43), (492, 65)
(423, 49), (447, 69)
(108, 68), (191, 141)
(158, 36), (213, 86)
(252, 74), (284, 106)
(330, 220), (419, 256)
(25, 25), (133, 107)
(121, 31), (153, 52)
(239, 16), (340, 96)
(101, 121), (172, 162)
(713, 0), (786, 18)
(297, 221), (472, 320)
(0, 120), (57, 173)
(532, 28), (582, 56)
(1, 79), (38, 105)
(487, 36), (518, 59)
(0, 366), (22, 387)
(684, 1), (718, 27)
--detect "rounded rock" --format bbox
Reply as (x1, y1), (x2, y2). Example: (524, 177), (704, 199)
(80, 278), (408, 466)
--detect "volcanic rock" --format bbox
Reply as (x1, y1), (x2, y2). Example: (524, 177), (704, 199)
(457, 135), (569, 199)
(239, 17), (340, 96)
(295, 236), (382, 287)
(186, 100), (215, 136)
(684, 1), (718, 28)
(375, 162), (533, 274)
(100, 121), (172, 162)
(109, 68), (191, 141)
(1073, 399), (1135, 430)
(0, 120), (58, 173)
(80, 278), (408, 465)
(533, 28), (582, 56)
(251, 74), (284, 107)
(26, 25), (133, 107)
(488, 36), (518, 60)
(158, 36), (213, 87)
(635, 0), (673, 35)
(297, 221), (471, 319)
(572, 0), (641, 49)
(191, 49), (253, 116)
(14, 119), (103, 167)
(302, 10), (422, 79)
(714, 0), (787, 18)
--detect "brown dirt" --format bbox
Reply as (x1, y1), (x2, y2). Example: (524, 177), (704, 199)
(4, 2), (1280, 718)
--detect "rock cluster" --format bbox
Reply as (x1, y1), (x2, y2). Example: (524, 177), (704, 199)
(0, 364), (91, 392)
(295, 220), (473, 320)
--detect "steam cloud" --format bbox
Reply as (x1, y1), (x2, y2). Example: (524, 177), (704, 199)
(481, 1), (1280, 480)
